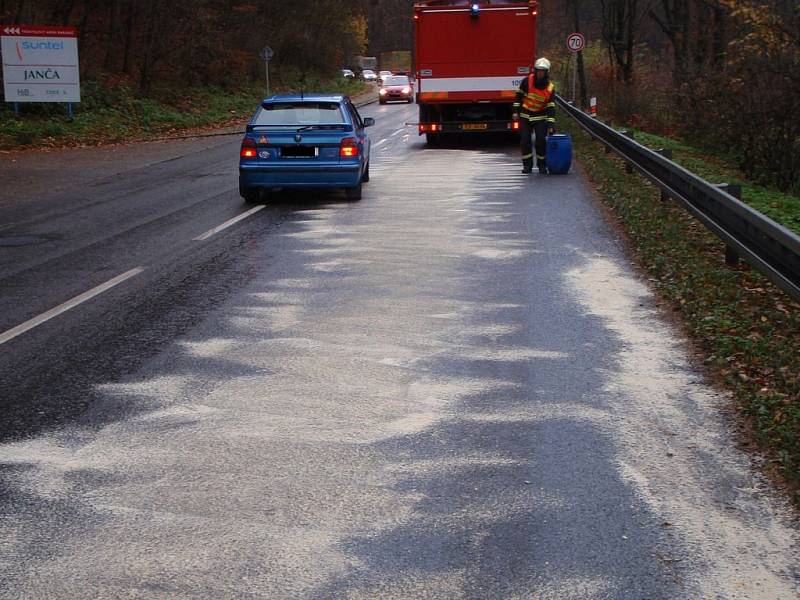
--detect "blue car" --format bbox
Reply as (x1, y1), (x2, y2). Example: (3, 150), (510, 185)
(239, 94), (374, 202)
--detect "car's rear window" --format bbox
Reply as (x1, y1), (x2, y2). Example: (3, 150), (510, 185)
(386, 76), (409, 86)
(255, 102), (345, 126)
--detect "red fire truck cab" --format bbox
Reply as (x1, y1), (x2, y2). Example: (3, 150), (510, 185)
(414, 0), (538, 143)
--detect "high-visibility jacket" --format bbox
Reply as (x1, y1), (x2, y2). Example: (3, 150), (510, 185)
(514, 75), (556, 123)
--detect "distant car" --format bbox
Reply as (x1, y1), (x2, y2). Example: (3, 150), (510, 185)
(361, 69), (377, 82)
(379, 75), (414, 104)
(378, 70), (393, 84)
(341, 69), (355, 79)
(239, 94), (374, 201)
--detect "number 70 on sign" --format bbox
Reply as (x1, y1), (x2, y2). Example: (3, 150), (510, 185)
(567, 33), (585, 52)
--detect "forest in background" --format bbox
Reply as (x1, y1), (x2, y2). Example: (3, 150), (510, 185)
(0, 0), (370, 92)
(0, 0), (798, 192)
(539, 0), (800, 194)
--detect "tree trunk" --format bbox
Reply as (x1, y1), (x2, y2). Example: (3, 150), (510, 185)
(711, 2), (727, 65)
(571, 0), (589, 108)
(49, 0), (75, 26)
(75, 0), (94, 37)
(14, 0), (25, 24)
(650, 0), (692, 83)
(139, 0), (159, 93)
(103, 0), (119, 72)
(122, 0), (135, 76)
(602, 0), (640, 85)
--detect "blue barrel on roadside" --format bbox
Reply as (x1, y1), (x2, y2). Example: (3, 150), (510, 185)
(546, 134), (572, 175)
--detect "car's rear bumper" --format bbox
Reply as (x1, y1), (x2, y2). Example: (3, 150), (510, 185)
(381, 94), (412, 102)
(239, 163), (362, 190)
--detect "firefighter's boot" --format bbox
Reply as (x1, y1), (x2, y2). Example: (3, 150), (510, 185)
(521, 158), (533, 174)
(537, 156), (548, 175)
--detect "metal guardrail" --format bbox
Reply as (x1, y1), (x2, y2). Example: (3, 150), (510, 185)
(556, 95), (800, 302)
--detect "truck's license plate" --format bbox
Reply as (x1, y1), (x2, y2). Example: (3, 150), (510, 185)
(461, 123), (488, 130)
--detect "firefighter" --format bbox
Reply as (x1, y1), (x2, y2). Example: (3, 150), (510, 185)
(513, 57), (556, 174)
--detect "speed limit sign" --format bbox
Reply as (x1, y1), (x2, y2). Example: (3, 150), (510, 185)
(567, 32), (585, 53)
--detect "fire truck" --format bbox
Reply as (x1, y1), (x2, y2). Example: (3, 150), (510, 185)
(413, 0), (538, 143)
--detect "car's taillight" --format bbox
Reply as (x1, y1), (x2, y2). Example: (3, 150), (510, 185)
(510, 121), (521, 131)
(340, 137), (360, 158)
(418, 123), (441, 134)
(240, 138), (257, 159)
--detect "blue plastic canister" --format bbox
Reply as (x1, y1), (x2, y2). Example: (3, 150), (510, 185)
(546, 134), (572, 175)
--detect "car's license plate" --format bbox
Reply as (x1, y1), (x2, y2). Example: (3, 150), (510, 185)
(281, 146), (318, 158)
(461, 123), (488, 131)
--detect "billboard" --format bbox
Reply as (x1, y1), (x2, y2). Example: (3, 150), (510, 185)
(2, 25), (80, 103)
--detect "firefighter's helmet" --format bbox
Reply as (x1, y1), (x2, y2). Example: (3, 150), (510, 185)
(534, 57), (551, 71)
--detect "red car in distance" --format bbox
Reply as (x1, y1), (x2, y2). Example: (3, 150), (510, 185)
(379, 75), (414, 104)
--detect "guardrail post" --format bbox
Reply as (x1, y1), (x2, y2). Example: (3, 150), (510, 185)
(716, 183), (743, 266)
(603, 120), (612, 153)
(655, 149), (673, 202)
(620, 130), (635, 173)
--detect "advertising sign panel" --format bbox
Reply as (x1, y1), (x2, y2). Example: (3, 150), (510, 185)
(2, 25), (80, 103)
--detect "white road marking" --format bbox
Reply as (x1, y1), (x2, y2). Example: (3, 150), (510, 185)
(374, 139), (389, 148)
(194, 206), (265, 241)
(0, 267), (145, 346)
(391, 128), (406, 137)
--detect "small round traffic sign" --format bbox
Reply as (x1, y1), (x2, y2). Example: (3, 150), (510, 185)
(567, 33), (585, 53)
(260, 46), (274, 61)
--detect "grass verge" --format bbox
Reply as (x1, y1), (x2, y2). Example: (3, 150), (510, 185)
(560, 112), (800, 503)
(0, 77), (370, 151)
(630, 130), (800, 236)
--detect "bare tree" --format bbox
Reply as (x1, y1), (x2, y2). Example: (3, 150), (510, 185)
(601, 0), (653, 84)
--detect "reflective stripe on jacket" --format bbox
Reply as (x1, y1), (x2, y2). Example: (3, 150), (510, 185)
(522, 76), (554, 113)
(514, 75), (556, 123)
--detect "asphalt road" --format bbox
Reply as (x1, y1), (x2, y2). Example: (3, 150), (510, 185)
(0, 100), (798, 599)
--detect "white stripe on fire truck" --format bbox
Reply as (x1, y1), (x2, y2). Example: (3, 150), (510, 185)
(418, 76), (523, 93)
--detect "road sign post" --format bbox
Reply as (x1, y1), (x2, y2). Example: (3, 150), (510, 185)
(573, 54), (577, 102)
(260, 46), (274, 96)
(566, 32), (585, 103)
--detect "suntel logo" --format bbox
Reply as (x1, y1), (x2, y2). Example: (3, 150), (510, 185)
(21, 40), (64, 50)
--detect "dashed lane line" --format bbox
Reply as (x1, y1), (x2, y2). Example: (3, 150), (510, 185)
(1, 118), (397, 346)
(193, 205), (265, 241)
(0, 267), (145, 346)
(1, 203), (264, 345)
